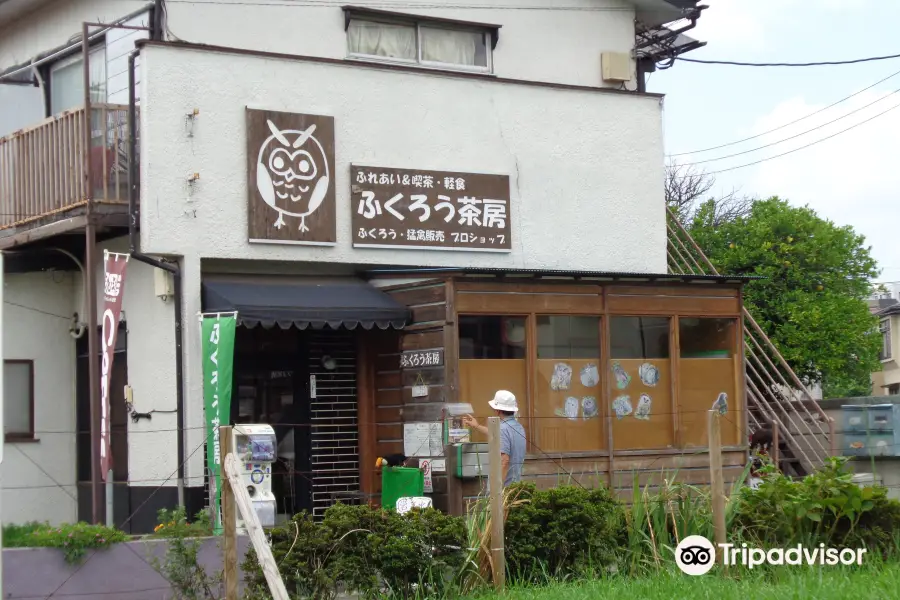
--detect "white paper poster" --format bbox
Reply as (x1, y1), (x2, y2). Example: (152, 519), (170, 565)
(403, 422), (443, 457)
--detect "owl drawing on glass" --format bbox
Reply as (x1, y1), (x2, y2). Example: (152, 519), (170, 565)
(256, 119), (330, 232)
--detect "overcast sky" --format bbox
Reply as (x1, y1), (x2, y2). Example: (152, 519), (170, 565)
(651, 0), (900, 286)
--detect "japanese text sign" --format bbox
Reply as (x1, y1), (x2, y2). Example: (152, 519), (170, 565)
(350, 165), (511, 252)
(400, 349), (444, 369)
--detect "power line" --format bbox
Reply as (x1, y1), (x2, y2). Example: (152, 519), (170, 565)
(668, 67), (900, 157)
(681, 86), (900, 166)
(686, 99), (900, 177)
(162, 0), (631, 9)
(4, 300), (72, 321)
(678, 52), (900, 67)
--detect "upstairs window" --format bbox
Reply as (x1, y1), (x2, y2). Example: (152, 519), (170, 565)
(49, 44), (107, 116)
(344, 7), (497, 73)
(881, 318), (893, 361)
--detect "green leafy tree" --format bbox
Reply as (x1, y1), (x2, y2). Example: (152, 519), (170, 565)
(688, 197), (881, 398)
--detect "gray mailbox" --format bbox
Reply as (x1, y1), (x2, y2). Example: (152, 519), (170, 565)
(453, 443), (490, 478)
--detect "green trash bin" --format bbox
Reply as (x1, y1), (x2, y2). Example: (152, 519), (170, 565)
(381, 466), (424, 510)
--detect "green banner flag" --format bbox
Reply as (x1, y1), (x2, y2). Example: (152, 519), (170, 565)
(201, 313), (236, 535)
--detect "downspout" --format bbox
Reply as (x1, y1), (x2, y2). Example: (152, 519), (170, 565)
(128, 49), (186, 508)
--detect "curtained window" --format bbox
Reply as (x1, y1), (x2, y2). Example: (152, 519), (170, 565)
(347, 18), (492, 72)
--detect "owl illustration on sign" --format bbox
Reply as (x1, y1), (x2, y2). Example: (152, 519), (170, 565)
(256, 119), (330, 232)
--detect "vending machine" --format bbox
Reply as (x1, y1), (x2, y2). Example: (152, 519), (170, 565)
(231, 424), (278, 530)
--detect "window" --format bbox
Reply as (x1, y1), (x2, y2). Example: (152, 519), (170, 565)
(535, 316), (603, 452)
(458, 316), (527, 445)
(880, 318), (892, 361)
(4, 360), (34, 440)
(678, 318), (739, 447)
(49, 45), (107, 116)
(889, 384), (900, 396)
(609, 317), (673, 450)
(346, 12), (494, 72)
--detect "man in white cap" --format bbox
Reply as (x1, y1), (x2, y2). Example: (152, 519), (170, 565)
(462, 390), (526, 487)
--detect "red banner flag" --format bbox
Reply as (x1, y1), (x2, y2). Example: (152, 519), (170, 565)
(101, 252), (129, 481)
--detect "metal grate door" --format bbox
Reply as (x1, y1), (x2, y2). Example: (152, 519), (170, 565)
(306, 330), (360, 519)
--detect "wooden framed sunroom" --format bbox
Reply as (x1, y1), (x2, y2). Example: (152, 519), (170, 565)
(359, 268), (754, 512)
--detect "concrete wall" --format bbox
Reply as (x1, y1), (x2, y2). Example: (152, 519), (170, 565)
(2, 0), (638, 90)
(0, 0), (149, 72)
(2, 536), (250, 599)
(163, 0), (638, 88)
(0, 84), (43, 137)
(137, 41), (666, 489)
(140, 44), (666, 272)
(0, 236), (182, 527)
(2, 271), (78, 525)
(75, 237), (182, 488)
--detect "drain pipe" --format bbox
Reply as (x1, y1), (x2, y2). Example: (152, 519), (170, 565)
(128, 49), (186, 508)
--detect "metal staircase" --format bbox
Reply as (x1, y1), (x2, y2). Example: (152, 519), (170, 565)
(666, 208), (835, 476)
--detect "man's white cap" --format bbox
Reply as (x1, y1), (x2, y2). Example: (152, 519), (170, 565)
(488, 390), (518, 412)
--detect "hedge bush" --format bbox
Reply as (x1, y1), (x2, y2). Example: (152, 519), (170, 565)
(731, 456), (900, 555)
(2, 521), (127, 564)
(242, 503), (466, 599)
(503, 482), (625, 581)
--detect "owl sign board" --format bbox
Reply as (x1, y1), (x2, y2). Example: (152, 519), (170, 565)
(246, 108), (336, 245)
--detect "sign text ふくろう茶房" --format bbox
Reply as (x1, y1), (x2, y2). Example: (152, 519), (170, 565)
(400, 349), (444, 369)
(351, 165), (511, 252)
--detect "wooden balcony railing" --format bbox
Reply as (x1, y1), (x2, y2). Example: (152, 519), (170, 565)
(0, 103), (135, 230)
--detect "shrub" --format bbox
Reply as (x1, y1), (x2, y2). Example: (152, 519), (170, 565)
(3, 522), (44, 547)
(148, 506), (221, 599)
(10, 521), (127, 564)
(731, 455), (900, 555)
(151, 506), (214, 539)
(242, 503), (467, 599)
(502, 482), (625, 582)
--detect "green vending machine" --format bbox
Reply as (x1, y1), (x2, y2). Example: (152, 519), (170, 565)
(381, 466), (425, 510)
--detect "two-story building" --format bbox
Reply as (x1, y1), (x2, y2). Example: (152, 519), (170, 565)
(1, 0), (759, 533)
(873, 289), (900, 396)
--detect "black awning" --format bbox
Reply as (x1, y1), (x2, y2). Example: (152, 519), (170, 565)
(202, 275), (410, 330)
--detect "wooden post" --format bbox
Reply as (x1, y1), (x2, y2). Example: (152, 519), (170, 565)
(771, 420), (780, 469)
(220, 426), (238, 600)
(224, 453), (289, 600)
(708, 411), (727, 556)
(488, 417), (505, 591)
(445, 443), (463, 517)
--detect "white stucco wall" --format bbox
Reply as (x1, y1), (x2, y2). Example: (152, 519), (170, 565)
(140, 44), (667, 273)
(0, 0), (149, 72)
(137, 43), (667, 493)
(2, 271), (78, 525)
(73, 237), (182, 488)
(0, 84), (43, 137)
(163, 0), (637, 88)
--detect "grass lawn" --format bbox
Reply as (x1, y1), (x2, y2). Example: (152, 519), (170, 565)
(471, 563), (900, 599)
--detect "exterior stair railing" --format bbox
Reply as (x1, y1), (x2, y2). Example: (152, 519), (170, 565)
(666, 207), (835, 476)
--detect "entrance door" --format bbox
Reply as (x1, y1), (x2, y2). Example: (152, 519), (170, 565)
(303, 329), (359, 519)
(231, 326), (360, 520)
(232, 326), (310, 518)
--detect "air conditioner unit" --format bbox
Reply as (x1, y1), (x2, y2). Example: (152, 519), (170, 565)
(601, 51), (632, 83)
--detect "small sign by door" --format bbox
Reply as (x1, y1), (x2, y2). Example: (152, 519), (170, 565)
(421, 459), (434, 493)
(310, 375), (317, 399)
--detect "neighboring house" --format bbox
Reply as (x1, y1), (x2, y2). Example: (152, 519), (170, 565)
(873, 302), (900, 396)
(1, 0), (756, 533)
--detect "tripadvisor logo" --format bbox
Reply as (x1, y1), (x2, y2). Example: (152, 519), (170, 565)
(674, 535), (867, 575)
